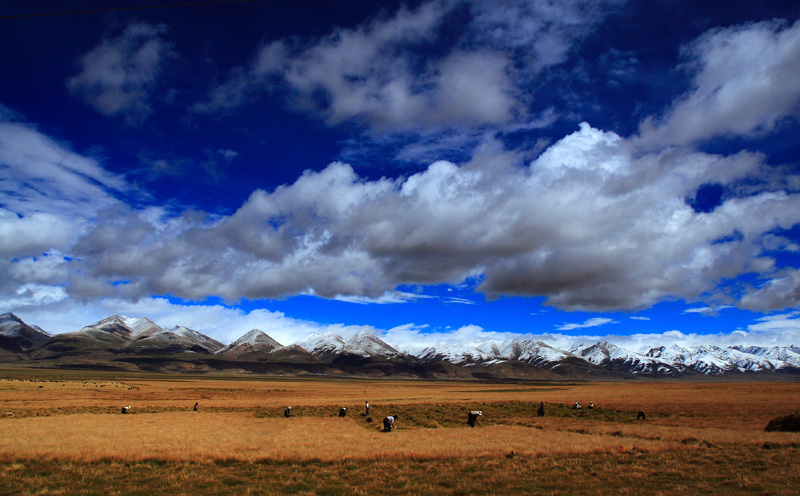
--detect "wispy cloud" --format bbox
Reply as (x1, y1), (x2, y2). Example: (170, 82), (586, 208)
(556, 317), (617, 331)
(683, 305), (735, 316)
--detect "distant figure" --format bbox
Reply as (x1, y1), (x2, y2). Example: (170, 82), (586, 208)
(121, 406), (130, 414)
(588, 401), (594, 410)
(467, 410), (483, 428)
(365, 401), (370, 415)
(573, 401), (581, 410)
(383, 415), (396, 432)
(637, 409), (646, 421)
(284, 406), (292, 418)
(339, 407), (348, 417)
(193, 402), (198, 412)
(537, 402), (545, 417)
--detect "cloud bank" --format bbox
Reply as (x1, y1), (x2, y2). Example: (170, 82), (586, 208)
(3, 118), (798, 316)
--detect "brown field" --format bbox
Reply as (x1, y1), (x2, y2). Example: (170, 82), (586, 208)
(1, 368), (799, 495)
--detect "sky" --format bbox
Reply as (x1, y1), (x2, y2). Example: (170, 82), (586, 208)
(1, 0), (800, 351)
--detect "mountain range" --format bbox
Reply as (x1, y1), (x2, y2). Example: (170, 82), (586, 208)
(1, 312), (799, 379)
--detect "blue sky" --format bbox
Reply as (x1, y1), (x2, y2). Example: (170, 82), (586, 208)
(1, 0), (800, 349)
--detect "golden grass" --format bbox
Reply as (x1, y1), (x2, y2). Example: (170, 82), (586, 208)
(2, 370), (800, 495)
(0, 412), (680, 462)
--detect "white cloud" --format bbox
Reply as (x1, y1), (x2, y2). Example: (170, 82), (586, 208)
(739, 269), (800, 311)
(682, 305), (735, 316)
(638, 19), (800, 147)
(0, 116), (128, 266)
(195, 0), (619, 131)
(68, 22), (173, 125)
(556, 317), (617, 331)
(332, 291), (426, 305)
(0, 121), (128, 218)
(6, 122), (794, 314)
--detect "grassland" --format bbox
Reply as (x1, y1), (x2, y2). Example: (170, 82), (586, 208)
(1, 368), (799, 495)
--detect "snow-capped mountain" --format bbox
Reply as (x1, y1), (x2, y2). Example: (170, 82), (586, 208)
(5, 313), (800, 377)
(409, 339), (570, 367)
(295, 331), (399, 362)
(31, 315), (224, 357)
(644, 344), (800, 374)
(130, 325), (225, 353)
(569, 341), (678, 375)
(0, 312), (51, 351)
(217, 329), (283, 359)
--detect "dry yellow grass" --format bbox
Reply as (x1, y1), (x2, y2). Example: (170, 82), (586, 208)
(0, 412), (679, 462)
(2, 371), (800, 495)
(2, 373), (799, 464)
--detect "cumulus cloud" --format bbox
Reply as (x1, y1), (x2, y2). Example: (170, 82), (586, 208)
(739, 269), (800, 311)
(638, 19), (800, 147)
(31, 122), (793, 314)
(195, 0), (619, 131)
(4, 11), (800, 343)
(68, 22), (173, 125)
(0, 112), (131, 313)
(0, 117), (128, 263)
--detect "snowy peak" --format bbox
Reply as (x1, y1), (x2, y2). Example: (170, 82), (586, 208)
(294, 333), (346, 356)
(65, 315), (224, 354)
(120, 316), (163, 339)
(80, 315), (136, 339)
(217, 329), (283, 358)
(294, 332), (397, 361)
(411, 339), (571, 366)
(4, 313), (800, 377)
(229, 329), (282, 348)
(131, 325), (225, 353)
(345, 332), (398, 357)
(569, 341), (677, 374)
(0, 312), (51, 350)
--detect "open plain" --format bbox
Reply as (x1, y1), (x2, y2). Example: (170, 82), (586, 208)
(1, 368), (799, 495)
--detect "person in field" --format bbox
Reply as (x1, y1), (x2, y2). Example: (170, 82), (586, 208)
(588, 401), (594, 409)
(121, 405), (130, 414)
(467, 410), (482, 427)
(383, 415), (397, 432)
(573, 401), (581, 409)
(365, 401), (370, 415)
(637, 409), (646, 421)
(339, 407), (347, 417)
(284, 406), (292, 417)
(193, 402), (198, 411)
(537, 401), (545, 417)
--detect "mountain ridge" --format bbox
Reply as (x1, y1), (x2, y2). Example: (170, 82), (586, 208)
(3, 313), (799, 379)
